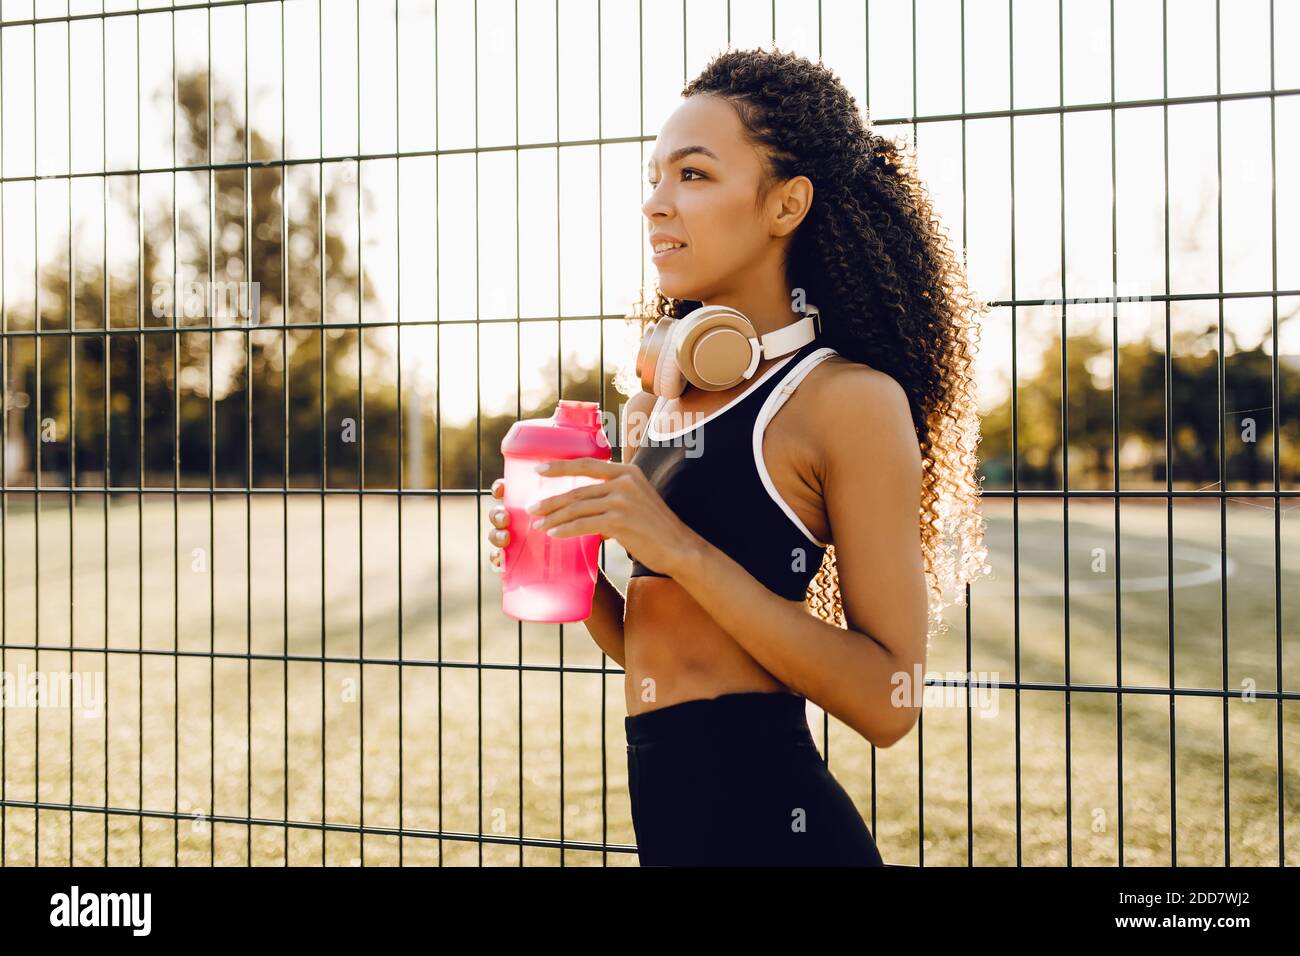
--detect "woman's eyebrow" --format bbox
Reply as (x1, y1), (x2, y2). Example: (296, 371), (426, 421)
(646, 144), (720, 173)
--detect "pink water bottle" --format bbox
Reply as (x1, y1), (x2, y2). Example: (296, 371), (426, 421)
(499, 399), (612, 622)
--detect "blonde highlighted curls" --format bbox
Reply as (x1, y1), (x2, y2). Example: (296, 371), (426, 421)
(620, 47), (991, 637)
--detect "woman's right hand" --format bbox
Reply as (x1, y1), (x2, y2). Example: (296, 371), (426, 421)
(488, 478), (510, 573)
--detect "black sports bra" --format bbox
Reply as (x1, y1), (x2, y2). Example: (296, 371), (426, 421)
(626, 338), (838, 602)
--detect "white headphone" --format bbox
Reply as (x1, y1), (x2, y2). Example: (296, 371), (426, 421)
(634, 303), (821, 399)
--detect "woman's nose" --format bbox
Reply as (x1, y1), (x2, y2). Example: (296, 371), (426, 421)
(642, 197), (668, 220)
(642, 186), (672, 220)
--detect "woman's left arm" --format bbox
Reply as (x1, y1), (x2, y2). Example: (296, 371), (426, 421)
(669, 366), (930, 749)
(529, 368), (930, 748)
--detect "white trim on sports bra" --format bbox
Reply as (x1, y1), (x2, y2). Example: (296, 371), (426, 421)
(645, 348), (803, 441)
(751, 346), (839, 549)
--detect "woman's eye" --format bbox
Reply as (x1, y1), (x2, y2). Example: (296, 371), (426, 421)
(646, 168), (705, 188)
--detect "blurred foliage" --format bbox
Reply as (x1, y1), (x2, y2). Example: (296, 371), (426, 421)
(979, 318), (1300, 490)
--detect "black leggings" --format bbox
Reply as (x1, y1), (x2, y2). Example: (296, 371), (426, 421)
(624, 690), (884, 867)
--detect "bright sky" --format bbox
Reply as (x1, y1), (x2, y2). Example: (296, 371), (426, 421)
(2, 0), (1296, 425)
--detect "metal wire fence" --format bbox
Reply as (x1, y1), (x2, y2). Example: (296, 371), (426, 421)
(0, 0), (1295, 866)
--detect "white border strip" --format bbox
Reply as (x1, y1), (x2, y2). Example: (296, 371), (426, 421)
(646, 348), (802, 441)
(752, 347), (839, 548)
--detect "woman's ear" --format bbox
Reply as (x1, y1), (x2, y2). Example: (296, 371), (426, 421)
(769, 175), (813, 238)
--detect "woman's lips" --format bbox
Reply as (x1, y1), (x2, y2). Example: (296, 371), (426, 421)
(651, 244), (686, 262)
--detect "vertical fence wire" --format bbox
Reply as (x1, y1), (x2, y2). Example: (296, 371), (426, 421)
(280, 0), (291, 866)
(553, 0), (564, 868)
(1216, 0), (1230, 866)
(1108, 0), (1124, 864)
(355, 0), (366, 868)
(513, 0), (524, 867)
(137, 4), (145, 863)
(244, 0), (253, 868)
(395, 0), (405, 869)
(910, 0), (923, 868)
(1008, 0), (1024, 867)
(1162, 0), (1177, 867)
(102, 3), (111, 865)
(32, 10), (41, 861)
(961, 0), (973, 869)
(66, 0), (75, 868)
(171, 2), (180, 869)
(1268, 0), (1285, 867)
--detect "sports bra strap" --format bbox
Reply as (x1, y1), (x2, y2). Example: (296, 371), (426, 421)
(756, 346), (837, 430)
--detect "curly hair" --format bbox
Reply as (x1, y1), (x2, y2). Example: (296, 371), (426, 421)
(622, 47), (991, 637)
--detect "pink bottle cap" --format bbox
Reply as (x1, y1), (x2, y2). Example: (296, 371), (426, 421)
(500, 400), (611, 459)
(554, 399), (601, 429)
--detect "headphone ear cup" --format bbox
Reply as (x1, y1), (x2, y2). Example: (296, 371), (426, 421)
(652, 307), (707, 398)
(678, 309), (757, 390)
(654, 346), (687, 398)
(636, 317), (677, 396)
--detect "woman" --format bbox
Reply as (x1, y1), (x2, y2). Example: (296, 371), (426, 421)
(487, 47), (989, 866)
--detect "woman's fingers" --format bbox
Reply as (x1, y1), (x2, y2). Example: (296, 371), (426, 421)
(487, 483), (509, 554)
(542, 516), (606, 539)
(488, 481), (509, 572)
(526, 478), (614, 518)
(530, 496), (610, 533)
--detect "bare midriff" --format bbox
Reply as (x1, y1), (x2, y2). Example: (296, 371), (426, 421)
(621, 358), (841, 719)
(622, 575), (794, 716)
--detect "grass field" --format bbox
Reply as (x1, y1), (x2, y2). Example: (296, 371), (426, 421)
(0, 491), (1297, 866)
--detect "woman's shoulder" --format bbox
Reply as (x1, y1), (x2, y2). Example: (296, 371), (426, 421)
(803, 352), (908, 414)
(795, 353), (916, 452)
